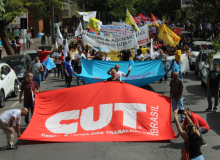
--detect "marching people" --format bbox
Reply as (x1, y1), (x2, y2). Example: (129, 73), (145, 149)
(29, 56), (44, 87)
(107, 64), (130, 79)
(102, 52), (111, 61)
(105, 69), (120, 81)
(25, 30), (32, 49)
(0, 108), (28, 150)
(175, 45), (183, 79)
(16, 39), (22, 55)
(170, 72), (185, 122)
(144, 49), (152, 61)
(64, 56), (75, 88)
(206, 62), (220, 112)
(36, 44), (54, 82)
(134, 49), (144, 61)
(74, 48), (86, 85)
(19, 73), (40, 125)
(156, 49), (168, 83)
(173, 110), (205, 160)
(54, 48), (63, 78)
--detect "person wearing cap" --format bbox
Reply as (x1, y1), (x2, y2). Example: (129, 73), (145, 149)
(156, 49), (168, 83)
(74, 47), (86, 85)
(152, 46), (159, 59)
(157, 44), (162, 55)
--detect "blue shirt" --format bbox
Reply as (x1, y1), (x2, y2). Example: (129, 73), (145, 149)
(0, 41), (2, 47)
(64, 61), (73, 76)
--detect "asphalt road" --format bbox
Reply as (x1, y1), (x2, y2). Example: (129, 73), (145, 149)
(0, 71), (220, 160)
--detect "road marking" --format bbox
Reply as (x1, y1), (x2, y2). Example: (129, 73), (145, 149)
(11, 101), (19, 108)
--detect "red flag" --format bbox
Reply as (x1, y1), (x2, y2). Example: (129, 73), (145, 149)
(132, 16), (140, 23)
(151, 13), (156, 22)
(19, 82), (176, 142)
(137, 13), (147, 22)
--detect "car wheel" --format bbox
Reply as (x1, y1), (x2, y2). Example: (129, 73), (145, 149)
(198, 71), (202, 80)
(0, 90), (5, 108)
(195, 67), (198, 74)
(12, 81), (19, 97)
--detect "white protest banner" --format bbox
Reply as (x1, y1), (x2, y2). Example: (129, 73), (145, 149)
(78, 11), (97, 22)
(149, 27), (157, 33)
(112, 22), (134, 35)
(100, 25), (124, 37)
(82, 26), (149, 51)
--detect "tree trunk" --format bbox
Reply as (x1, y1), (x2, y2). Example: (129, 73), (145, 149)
(0, 22), (15, 55)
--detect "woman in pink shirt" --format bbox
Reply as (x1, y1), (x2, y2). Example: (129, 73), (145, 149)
(16, 39), (22, 54)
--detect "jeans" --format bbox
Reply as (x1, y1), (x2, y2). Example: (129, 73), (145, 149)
(33, 76), (41, 87)
(178, 60), (183, 79)
(56, 64), (62, 77)
(207, 87), (219, 109)
(77, 66), (85, 85)
(160, 68), (168, 82)
(24, 102), (35, 125)
(41, 63), (46, 81)
(65, 76), (73, 88)
(198, 127), (208, 144)
(172, 97), (185, 120)
(54, 67), (57, 75)
(190, 155), (205, 160)
(27, 40), (30, 48)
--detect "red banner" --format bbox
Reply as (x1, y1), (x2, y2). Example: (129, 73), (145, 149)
(19, 82), (176, 142)
(172, 28), (182, 36)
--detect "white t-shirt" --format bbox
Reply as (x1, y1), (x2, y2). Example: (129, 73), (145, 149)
(26, 33), (32, 41)
(144, 54), (151, 61)
(116, 71), (126, 77)
(136, 54), (144, 61)
(74, 53), (86, 66)
(53, 52), (61, 64)
(0, 109), (21, 124)
(102, 57), (111, 61)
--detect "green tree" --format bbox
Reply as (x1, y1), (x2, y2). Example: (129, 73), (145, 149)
(0, 0), (63, 55)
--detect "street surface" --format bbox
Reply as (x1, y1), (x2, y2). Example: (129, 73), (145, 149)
(0, 69), (220, 160)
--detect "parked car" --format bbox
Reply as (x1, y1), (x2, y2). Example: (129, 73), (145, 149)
(190, 41), (214, 69)
(0, 54), (32, 82)
(195, 50), (213, 80)
(201, 53), (220, 87)
(0, 63), (19, 107)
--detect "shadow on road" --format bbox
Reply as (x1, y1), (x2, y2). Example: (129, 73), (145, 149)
(212, 145), (220, 150)
(207, 112), (220, 136)
(141, 85), (155, 92)
(158, 142), (183, 149)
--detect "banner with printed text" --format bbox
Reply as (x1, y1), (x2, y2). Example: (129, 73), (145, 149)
(19, 82), (176, 142)
(82, 26), (149, 51)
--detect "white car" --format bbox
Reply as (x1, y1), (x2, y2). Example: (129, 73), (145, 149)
(0, 63), (19, 107)
(190, 41), (214, 68)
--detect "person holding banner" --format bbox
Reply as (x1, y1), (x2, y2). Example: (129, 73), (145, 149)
(74, 48), (86, 86)
(144, 49), (152, 61)
(156, 49), (168, 83)
(105, 69), (120, 81)
(134, 49), (144, 61)
(102, 52), (111, 61)
(64, 56), (75, 88)
(107, 65), (130, 78)
(36, 44), (54, 82)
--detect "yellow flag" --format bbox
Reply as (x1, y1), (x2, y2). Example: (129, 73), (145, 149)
(125, 9), (139, 32)
(158, 23), (181, 47)
(87, 17), (102, 33)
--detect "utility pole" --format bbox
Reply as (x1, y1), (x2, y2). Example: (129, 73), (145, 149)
(50, 3), (55, 44)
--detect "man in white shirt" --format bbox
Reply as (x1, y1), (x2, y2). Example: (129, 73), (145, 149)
(0, 108), (28, 150)
(74, 48), (86, 85)
(107, 64), (130, 79)
(102, 52), (111, 61)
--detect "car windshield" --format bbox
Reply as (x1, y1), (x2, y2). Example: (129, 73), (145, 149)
(192, 44), (214, 51)
(1, 58), (24, 68)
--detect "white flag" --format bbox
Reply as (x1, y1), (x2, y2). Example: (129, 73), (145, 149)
(150, 39), (155, 59)
(64, 38), (68, 58)
(75, 22), (83, 37)
(57, 25), (63, 45)
(55, 40), (58, 49)
(78, 11), (97, 22)
(133, 31), (138, 57)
